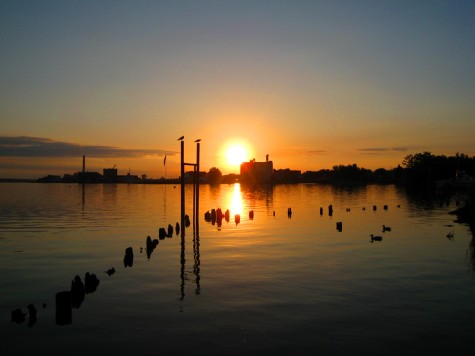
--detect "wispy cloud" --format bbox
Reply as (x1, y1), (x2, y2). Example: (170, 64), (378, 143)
(278, 146), (328, 156)
(0, 136), (175, 158)
(357, 147), (409, 154)
(307, 150), (328, 155)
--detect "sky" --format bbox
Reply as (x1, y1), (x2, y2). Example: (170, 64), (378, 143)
(1, 0), (475, 178)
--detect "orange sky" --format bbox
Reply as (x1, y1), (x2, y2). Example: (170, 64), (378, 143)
(1, 1), (475, 178)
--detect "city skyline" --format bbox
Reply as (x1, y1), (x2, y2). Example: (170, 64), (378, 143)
(1, 1), (475, 178)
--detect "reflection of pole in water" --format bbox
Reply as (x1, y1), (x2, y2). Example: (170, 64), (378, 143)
(178, 137), (202, 301)
(469, 235), (475, 270)
(180, 229), (186, 301)
(193, 223), (201, 295)
(81, 183), (85, 210)
(163, 181), (167, 220)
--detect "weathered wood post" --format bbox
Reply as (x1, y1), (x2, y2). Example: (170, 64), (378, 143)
(55, 291), (72, 325)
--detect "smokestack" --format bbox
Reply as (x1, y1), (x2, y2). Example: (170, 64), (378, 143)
(82, 155), (85, 173)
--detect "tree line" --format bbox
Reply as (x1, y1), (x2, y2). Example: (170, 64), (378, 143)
(206, 152), (475, 186)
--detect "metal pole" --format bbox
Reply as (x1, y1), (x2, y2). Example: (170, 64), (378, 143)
(196, 142), (200, 228)
(181, 140), (185, 238)
(192, 164), (196, 228)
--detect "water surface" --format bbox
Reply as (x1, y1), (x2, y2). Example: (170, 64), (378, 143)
(1, 183), (474, 355)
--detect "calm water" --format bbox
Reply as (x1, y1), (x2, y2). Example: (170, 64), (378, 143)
(1, 183), (475, 355)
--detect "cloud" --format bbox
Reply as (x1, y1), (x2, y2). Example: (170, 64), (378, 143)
(0, 136), (176, 158)
(357, 147), (409, 154)
(307, 150), (328, 155)
(279, 146), (328, 156)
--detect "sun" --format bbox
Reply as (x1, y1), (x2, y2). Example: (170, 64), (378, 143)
(226, 144), (248, 166)
(225, 142), (250, 169)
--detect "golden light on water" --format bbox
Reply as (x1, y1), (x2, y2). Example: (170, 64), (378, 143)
(230, 183), (243, 217)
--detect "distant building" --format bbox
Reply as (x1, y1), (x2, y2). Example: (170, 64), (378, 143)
(103, 168), (118, 182)
(240, 155), (273, 184)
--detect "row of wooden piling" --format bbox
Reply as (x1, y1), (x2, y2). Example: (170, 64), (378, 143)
(11, 215), (192, 327)
(204, 208), (254, 226)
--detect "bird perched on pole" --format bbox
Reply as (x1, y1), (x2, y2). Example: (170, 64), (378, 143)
(194, 139), (201, 142)
(178, 136), (184, 141)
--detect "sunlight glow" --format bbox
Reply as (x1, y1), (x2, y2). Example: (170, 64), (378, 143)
(226, 145), (248, 166)
(222, 140), (254, 173)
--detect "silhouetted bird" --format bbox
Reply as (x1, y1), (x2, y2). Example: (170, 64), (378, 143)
(370, 234), (383, 242)
(382, 225), (391, 232)
(194, 139), (201, 142)
(178, 136), (184, 141)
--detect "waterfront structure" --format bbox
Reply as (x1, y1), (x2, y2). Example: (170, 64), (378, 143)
(240, 155), (273, 184)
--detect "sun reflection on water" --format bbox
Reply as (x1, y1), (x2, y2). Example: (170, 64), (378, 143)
(230, 183), (243, 217)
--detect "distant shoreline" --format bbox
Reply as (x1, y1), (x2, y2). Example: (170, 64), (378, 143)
(0, 178), (37, 183)
(0, 178), (394, 185)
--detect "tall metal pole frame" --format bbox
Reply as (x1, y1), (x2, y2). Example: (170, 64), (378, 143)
(195, 142), (200, 230)
(192, 164), (196, 228)
(180, 138), (201, 235)
(180, 140), (185, 238)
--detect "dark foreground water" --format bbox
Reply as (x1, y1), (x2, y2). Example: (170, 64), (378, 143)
(1, 183), (475, 355)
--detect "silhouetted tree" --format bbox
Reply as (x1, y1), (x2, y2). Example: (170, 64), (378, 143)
(331, 164), (372, 182)
(404, 152), (460, 186)
(207, 167), (222, 184)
